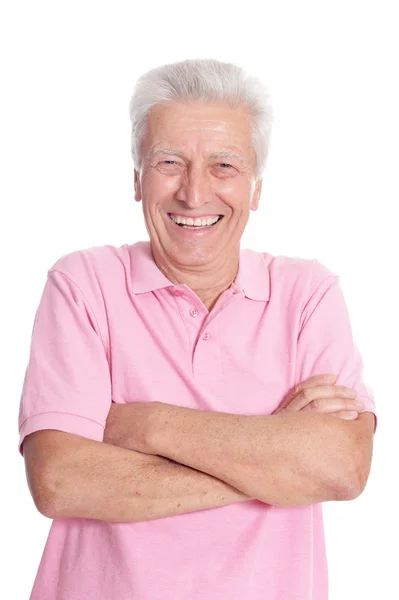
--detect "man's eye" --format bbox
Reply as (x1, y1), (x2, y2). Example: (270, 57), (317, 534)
(219, 163), (233, 168)
(163, 160), (177, 165)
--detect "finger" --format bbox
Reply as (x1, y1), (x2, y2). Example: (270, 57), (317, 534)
(329, 410), (359, 420)
(276, 374), (338, 412)
(292, 374), (338, 394)
(299, 374), (337, 385)
(301, 398), (364, 414)
(276, 386), (349, 414)
(284, 385), (359, 412)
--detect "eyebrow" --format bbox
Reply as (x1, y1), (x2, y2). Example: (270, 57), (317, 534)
(150, 148), (185, 158)
(210, 151), (246, 163)
(149, 148), (247, 164)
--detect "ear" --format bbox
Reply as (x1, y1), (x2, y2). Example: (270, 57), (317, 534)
(250, 178), (262, 211)
(134, 169), (142, 202)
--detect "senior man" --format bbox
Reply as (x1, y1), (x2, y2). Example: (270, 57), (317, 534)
(19, 59), (377, 600)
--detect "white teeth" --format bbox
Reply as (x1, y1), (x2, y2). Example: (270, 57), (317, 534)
(169, 214), (220, 227)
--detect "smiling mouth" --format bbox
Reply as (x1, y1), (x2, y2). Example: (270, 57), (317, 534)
(167, 214), (224, 228)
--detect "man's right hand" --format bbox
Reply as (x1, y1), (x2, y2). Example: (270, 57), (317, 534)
(272, 373), (365, 420)
(104, 402), (132, 448)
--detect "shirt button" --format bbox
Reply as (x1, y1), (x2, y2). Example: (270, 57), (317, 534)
(189, 308), (198, 317)
(173, 289), (184, 297)
(202, 332), (210, 341)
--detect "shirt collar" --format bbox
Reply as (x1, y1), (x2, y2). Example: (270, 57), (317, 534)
(127, 241), (270, 301)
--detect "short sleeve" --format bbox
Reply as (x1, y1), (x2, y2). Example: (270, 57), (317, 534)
(295, 261), (377, 433)
(18, 269), (112, 456)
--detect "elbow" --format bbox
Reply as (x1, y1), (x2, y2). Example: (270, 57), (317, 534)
(23, 431), (74, 519)
(331, 427), (372, 502)
(333, 460), (368, 502)
(32, 482), (59, 519)
(36, 495), (59, 519)
(339, 472), (370, 501)
(31, 469), (65, 519)
(334, 478), (362, 502)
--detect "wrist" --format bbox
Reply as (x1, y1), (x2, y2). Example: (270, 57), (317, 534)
(103, 403), (132, 449)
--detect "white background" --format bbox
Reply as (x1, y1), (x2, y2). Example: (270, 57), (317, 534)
(1, 1), (397, 598)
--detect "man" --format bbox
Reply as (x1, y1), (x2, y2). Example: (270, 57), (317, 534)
(19, 59), (377, 599)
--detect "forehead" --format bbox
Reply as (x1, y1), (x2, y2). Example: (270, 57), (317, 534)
(145, 101), (253, 154)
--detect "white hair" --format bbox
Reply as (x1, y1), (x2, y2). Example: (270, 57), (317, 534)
(129, 58), (274, 178)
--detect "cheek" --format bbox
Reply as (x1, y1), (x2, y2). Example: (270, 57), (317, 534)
(214, 177), (253, 207)
(142, 171), (181, 200)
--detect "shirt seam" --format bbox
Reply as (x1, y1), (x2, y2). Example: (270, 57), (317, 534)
(19, 410), (105, 432)
(299, 260), (339, 331)
(309, 258), (339, 293)
(48, 268), (109, 356)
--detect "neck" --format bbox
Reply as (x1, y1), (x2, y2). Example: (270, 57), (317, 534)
(151, 246), (240, 311)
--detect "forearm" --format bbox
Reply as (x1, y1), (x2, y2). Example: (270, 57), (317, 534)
(45, 432), (252, 523)
(149, 405), (357, 506)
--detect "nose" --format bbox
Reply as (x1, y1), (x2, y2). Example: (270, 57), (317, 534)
(175, 164), (211, 208)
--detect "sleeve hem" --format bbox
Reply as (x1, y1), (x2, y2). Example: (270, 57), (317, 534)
(18, 412), (104, 457)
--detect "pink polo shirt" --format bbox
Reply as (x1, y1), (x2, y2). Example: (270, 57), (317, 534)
(18, 240), (377, 600)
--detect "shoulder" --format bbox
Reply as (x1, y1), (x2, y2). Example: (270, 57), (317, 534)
(45, 244), (132, 351)
(47, 243), (131, 294)
(261, 250), (339, 291)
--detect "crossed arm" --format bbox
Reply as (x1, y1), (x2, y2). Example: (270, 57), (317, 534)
(24, 401), (375, 523)
(104, 401), (375, 505)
